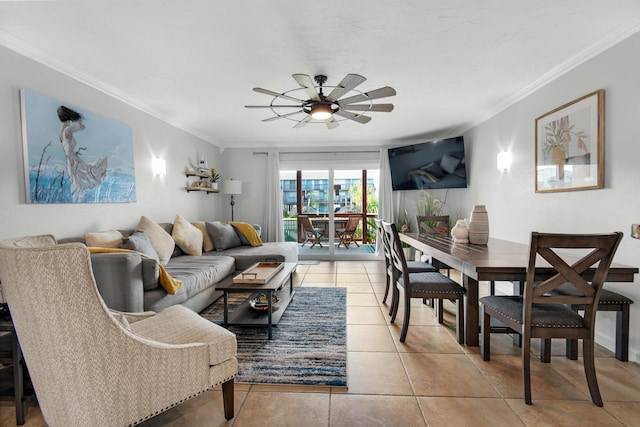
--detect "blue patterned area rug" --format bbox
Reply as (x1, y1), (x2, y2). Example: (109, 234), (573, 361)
(200, 287), (347, 387)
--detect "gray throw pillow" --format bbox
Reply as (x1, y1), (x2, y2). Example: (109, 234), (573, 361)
(121, 231), (160, 263)
(206, 221), (242, 251)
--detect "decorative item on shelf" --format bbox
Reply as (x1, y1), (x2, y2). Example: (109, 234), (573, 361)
(197, 154), (209, 175)
(468, 204), (489, 245)
(249, 293), (280, 311)
(210, 168), (220, 190)
(451, 219), (469, 243)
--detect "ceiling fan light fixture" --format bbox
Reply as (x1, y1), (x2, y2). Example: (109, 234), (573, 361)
(310, 103), (333, 120)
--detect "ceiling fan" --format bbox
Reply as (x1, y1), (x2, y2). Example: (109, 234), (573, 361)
(245, 74), (396, 129)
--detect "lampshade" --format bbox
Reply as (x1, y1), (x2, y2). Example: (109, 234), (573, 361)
(222, 180), (242, 195)
(310, 103), (332, 120)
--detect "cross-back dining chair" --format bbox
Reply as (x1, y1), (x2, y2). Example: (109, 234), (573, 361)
(299, 215), (324, 248)
(374, 219), (438, 308)
(382, 221), (465, 343)
(480, 231), (623, 406)
(416, 215), (452, 276)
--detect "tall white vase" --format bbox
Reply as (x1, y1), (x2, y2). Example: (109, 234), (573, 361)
(468, 205), (489, 245)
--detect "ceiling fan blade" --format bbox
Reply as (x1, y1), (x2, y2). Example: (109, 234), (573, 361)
(245, 105), (302, 108)
(326, 74), (366, 101)
(253, 87), (306, 103)
(337, 86), (397, 105)
(334, 110), (372, 124)
(341, 103), (394, 112)
(292, 74), (321, 101)
(293, 115), (313, 128)
(325, 117), (340, 129)
(262, 110), (304, 122)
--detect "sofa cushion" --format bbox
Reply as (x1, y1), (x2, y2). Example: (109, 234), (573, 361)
(207, 241), (298, 271)
(172, 214), (203, 256)
(129, 305), (236, 365)
(193, 221), (215, 252)
(230, 222), (263, 247)
(121, 231), (159, 263)
(206, 221), (242, 251)
(142, 254), (235, 311)
(137, 216), (175, 265)
(86, 230), (123, 248)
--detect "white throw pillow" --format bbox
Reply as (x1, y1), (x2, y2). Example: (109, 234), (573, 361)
(85, 230), (124, 248)
(136, 216), (175, 265)
(172, 215), (203, 256)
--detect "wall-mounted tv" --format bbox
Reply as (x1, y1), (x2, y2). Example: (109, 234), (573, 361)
(388, 136), (467, 191)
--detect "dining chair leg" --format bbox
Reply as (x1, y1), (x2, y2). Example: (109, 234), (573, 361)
(400, 292), (411, 342)
(382, 274), (390, 305)
(390, 283), (400, 322)
(456, 298), (465, 344)
(523, 336), (532, 405)
(436, 298), (444, 324)
(480, 305), (490, 361)
(583, 337), (603, 407)
(540, 338), (552, 363)
(616, 304), (630, 362)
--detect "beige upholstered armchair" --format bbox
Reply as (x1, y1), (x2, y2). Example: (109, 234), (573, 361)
(0, 235), (237, 426)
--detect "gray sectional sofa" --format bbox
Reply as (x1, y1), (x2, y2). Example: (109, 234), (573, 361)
(60, 219), (297, 314)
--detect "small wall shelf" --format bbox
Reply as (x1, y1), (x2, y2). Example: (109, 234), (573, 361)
(185, 171), (219, 194)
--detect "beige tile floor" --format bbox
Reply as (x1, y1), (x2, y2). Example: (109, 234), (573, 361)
(2, 260), (640, 426)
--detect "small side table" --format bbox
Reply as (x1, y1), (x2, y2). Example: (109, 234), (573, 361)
(0, 316), (34, 426)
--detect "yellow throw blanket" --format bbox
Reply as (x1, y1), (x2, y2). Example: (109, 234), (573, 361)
(88, 247), (183, 295)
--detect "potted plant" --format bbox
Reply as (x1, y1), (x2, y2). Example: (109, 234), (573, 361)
(210, 168), (221, 190)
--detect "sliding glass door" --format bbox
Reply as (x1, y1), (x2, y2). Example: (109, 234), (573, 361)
(281, 167), (379, 260)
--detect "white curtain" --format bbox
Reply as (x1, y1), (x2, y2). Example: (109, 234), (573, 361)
(264, 150), (284, 242)
(376, 148), (394, 255)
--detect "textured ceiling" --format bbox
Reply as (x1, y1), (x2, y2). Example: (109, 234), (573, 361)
(2, 1), (640, 149)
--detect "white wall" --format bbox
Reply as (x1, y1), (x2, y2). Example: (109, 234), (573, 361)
(0, 45), (224, 239)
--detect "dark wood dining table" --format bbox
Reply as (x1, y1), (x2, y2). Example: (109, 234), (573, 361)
(399, 232), (638, 346)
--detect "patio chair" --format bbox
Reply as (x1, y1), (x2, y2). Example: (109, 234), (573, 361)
(336, 215), (361, 249)
(299, 215), (324, 248)
(0, 235), (238, 426)
(480, 231), (623, 406)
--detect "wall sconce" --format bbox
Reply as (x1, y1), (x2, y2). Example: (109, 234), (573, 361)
(497, 151), (512, 171)
(152, 158), (166, 176)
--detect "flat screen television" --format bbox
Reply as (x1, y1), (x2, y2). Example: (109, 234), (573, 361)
(388, 136), (467, 191)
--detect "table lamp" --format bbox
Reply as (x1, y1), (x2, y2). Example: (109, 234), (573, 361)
(222, 180), (242, 221)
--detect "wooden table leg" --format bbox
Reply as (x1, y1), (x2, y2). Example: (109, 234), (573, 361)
(463, 275), (479, 346)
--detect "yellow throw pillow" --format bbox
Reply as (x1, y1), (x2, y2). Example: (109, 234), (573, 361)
(193, 221), (214, 252)
(172, 215), (203, 256)
(230, 222), (263, 247)
(137, 216), (175, 265)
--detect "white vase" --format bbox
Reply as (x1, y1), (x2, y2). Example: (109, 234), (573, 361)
(451, 219), (469, 243)
(468, 205), (489, 245)
(211, 182), (218, 190)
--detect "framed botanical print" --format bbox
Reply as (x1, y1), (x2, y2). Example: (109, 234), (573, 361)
(535, 89), (604, 193)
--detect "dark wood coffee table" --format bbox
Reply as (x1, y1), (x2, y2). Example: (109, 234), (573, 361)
(216, 262), (297, 339)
